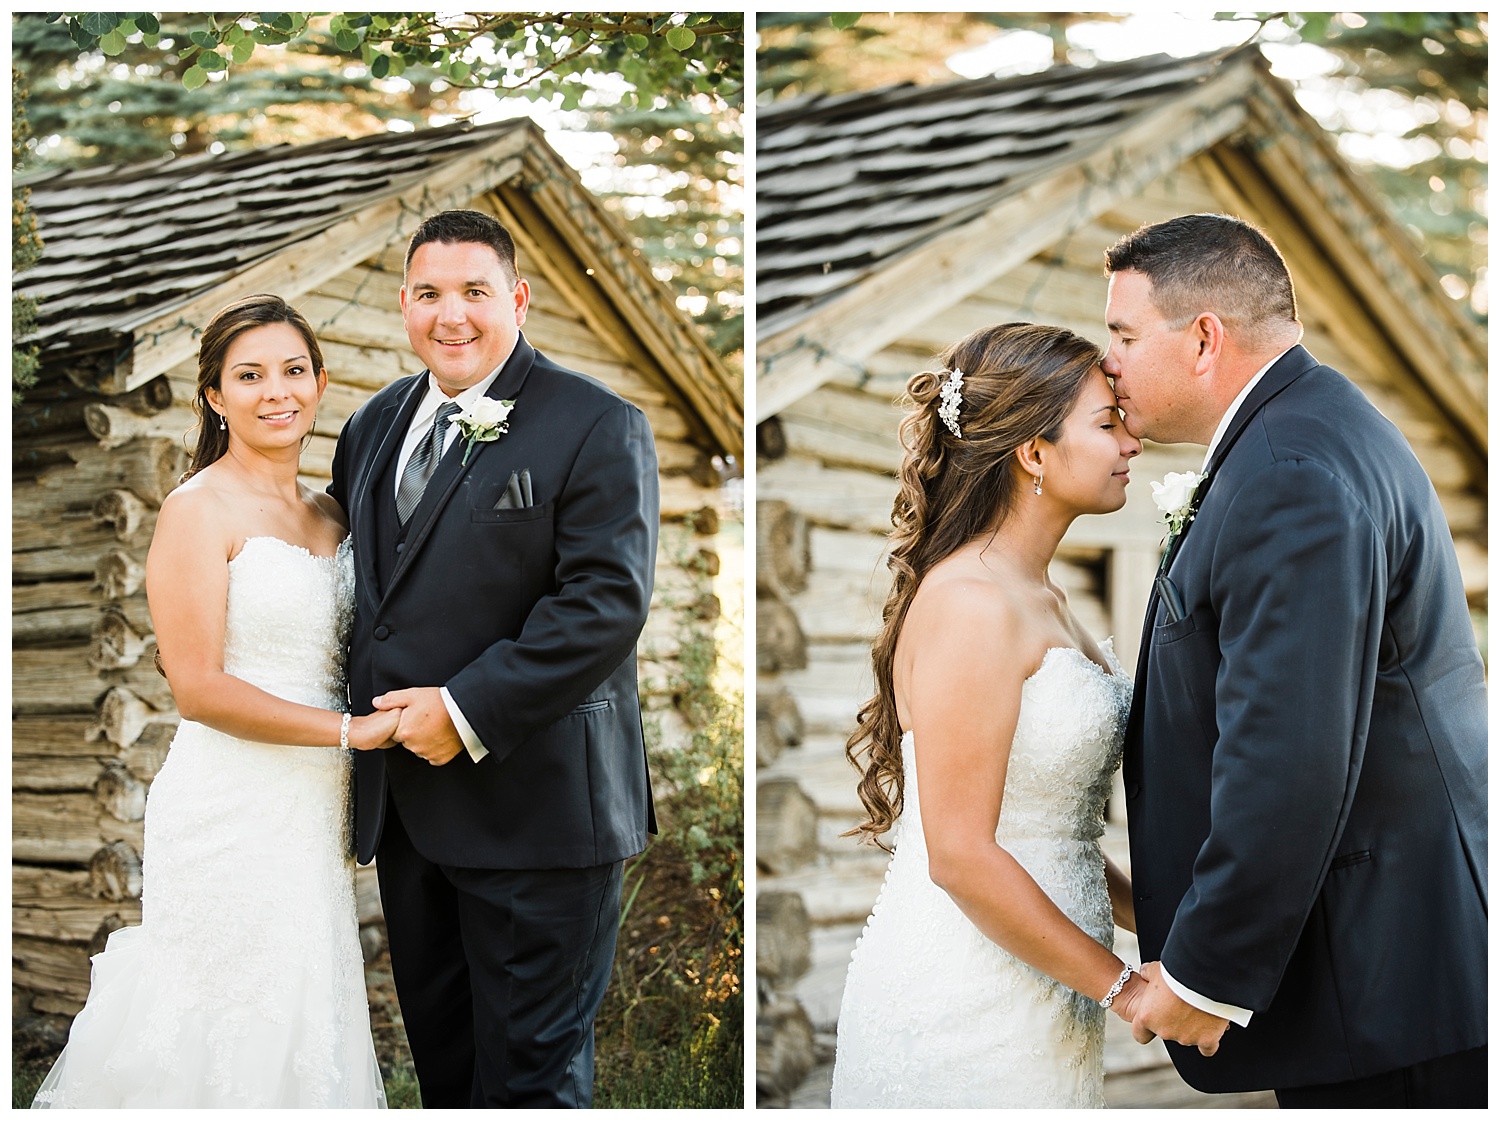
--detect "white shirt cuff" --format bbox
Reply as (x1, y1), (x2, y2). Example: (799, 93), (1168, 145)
(1159, 964), (1254, 1027)
(439, 687), (488, 763)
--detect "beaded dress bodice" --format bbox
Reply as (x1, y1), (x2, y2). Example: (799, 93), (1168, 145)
(222, 535), (354, 709)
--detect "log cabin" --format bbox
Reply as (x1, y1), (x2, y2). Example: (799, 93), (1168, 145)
(12, 118), (743, 1030)
(753, 47), (1485, 1105)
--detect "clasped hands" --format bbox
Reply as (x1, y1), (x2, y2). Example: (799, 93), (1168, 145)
(1107, 961), (1230, 1057)
(343, 687), (466, 766)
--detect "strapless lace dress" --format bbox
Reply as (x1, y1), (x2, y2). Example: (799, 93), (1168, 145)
(33, 536), (387, 1108)
(831, 641), (1131, 1108)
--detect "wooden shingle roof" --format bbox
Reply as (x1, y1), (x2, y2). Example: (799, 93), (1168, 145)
(18, 120), (529, 358)
(758, 51), (1237, 337)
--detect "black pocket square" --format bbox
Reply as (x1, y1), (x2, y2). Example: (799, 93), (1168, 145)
(1155, 572), (1187, 622)
(495, 469), (533, 509)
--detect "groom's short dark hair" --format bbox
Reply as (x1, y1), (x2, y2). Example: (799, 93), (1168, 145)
(1105, 213), (1298, 333)
(405, 209), (521, 287)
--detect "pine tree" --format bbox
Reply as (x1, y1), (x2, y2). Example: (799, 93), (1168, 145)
(592, 96), (743, 358)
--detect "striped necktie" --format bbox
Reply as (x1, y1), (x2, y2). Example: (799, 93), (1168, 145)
(396, 401), (461, 524)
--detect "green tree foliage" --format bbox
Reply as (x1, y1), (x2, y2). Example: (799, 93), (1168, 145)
(13, 13), (437, 165)
(13, 67), (42, 406)
(1268, 12), (1487, 321)
(46, 12), (742, 114)
(592, 98), (743, 357)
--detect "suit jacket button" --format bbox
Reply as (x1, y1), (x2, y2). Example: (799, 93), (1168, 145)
(1125, 782), (1140, 799)
(395, 541), (404, 554)
(374, 625), (390, 640)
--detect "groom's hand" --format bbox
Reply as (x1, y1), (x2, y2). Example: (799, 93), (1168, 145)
(374, 688), (464, 766)
(1131, 961), (1229, 1056)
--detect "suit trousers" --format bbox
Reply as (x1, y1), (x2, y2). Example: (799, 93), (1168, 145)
(375, 793), (623, 1108)
(1274, 1045), (1486, 1108)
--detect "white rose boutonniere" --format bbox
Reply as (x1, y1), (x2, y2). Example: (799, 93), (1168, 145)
(454, 397), (516, 465)
(1151, 469), (1208, 537)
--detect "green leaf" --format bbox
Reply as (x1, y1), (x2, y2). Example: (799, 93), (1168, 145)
(385, 53), (405, 77)
(232, 38), (255, 64)
(251, 25), (290, 45)
(665, 26), (696, 51)
(182, 65), (209, 90)
(67, 19), (97, 48)
(137, 13), (160, 34)
(190, 30), (220, 50)
(1295, 12), (1332, 40)
(198, 50), (228, 72)
(624, 33), (649, 50)
(78, 12), (118, 37)
(371, 52), (390, 78)
(449, 58), (472, 83)
(271, 12), (296, 33)
(99, 28), (128, 55)
(334, 28), (361, 52)
(830, 12), (862, 30)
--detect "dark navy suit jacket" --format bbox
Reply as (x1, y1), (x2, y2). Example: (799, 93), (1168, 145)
(329, 334), (658, 870)
(1123, 346), (1487, 1092)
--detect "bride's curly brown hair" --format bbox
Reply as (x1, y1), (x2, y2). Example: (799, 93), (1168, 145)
(845, 322), (1104, 850)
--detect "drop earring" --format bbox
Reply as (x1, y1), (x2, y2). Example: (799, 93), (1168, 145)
(218, 413), (226, 431)
(1034, 473), (1043, 496)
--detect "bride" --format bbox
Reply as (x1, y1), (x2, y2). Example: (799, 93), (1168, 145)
(831, 322), (1151, 1107)
(33, 294), (396, 1108)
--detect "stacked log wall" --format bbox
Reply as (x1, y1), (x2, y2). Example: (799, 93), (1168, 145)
(14, 370), (180, 1021)
(754, 160), (1486, 1105)
(14, 236), (725, 1028)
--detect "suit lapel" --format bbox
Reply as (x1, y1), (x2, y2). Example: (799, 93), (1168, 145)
(352, 376), (427, 606)
(1131, 345), (1319, 713)
(1203, 345), (1317, 480)
(381, 336), (540, 600)
(1158, 345), (1317, 580)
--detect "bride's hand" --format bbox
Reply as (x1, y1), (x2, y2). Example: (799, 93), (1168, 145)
(347, 709), (402, 751)
(1108, 969), (1153, 1031)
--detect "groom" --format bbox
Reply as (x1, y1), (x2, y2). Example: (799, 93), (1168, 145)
(1105, 214), (1486, 1106)
(329, 209), (659, 1107)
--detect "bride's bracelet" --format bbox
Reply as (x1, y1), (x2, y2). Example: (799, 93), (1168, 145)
(1099, 963), (1137, 1009)
(340, 712), (352, 750)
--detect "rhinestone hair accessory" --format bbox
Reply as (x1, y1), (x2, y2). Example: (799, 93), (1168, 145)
(937, 368), (965, 438)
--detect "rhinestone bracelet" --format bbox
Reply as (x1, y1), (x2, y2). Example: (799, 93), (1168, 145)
(340, 712), (352, 750)
(1099, 963), (1137, 1009)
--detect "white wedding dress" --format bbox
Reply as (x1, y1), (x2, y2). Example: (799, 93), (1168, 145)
(33, 536), (387, 1109)
(831, 641), (1130, 1108)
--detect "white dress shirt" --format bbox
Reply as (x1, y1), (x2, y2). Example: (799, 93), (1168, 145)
(393, 364), (509, 764)
(1157, 347), (1291, 1029)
